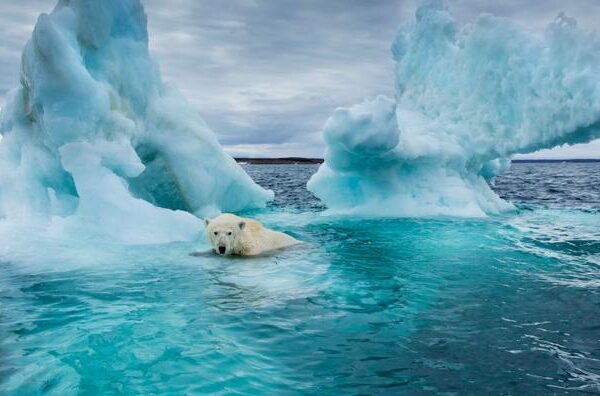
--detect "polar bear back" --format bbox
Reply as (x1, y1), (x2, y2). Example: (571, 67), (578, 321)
(250, 227), (299, 255)
(237, 218), (299, 256)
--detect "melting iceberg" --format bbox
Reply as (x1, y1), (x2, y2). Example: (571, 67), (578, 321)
(0, 0), (272, 243)
(308, 0), (600, 217)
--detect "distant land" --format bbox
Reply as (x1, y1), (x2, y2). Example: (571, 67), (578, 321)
(235, 158), (600, 164)
(235, 157), (324, 164)
(511, 159), (600, 163)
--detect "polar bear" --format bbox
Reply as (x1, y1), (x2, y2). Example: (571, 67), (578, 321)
(204, 213), (300, 256)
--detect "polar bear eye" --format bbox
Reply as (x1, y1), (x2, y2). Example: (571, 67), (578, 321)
(227, 232), (232, 236)
(213, 231), (218, 236)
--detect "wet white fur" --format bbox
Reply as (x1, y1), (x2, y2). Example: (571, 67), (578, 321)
(205, 214), (299, 256)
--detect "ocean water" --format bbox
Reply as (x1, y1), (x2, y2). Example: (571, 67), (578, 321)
(1, 163), (599, 394)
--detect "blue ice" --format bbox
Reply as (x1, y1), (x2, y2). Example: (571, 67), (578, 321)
(308, 0), (600, 217)
(0, 0), (272, 244)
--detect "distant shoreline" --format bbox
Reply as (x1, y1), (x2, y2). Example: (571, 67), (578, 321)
(235, 157), (600, 165)
(511, 159), (600, 163)
(235, 157), (324, 164)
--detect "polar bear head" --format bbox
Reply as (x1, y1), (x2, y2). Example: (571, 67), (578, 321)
(204, 216), (246, 255)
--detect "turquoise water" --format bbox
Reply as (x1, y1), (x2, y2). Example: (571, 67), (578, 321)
(1, 163), (599, 394)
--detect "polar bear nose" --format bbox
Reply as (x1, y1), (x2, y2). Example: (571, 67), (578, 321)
(218, 246), (226, 254)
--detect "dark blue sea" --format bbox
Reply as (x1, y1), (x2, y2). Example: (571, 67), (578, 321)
(1, 162), (599, 394)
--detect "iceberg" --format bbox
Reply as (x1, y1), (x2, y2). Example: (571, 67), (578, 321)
(0, 0), (272, 243)
(308, 0), (600, 217)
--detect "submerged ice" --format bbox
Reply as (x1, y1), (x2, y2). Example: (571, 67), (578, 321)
(308, 0), (600, 217)
(0, 0), (272, 243)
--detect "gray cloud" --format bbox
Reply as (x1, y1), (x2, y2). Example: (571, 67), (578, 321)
(0, 0), (599, 158)
(143, 0), (402, 156)
(0, 1), (54, 101)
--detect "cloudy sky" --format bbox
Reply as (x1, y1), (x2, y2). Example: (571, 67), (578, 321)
(1, 0), (599, 158)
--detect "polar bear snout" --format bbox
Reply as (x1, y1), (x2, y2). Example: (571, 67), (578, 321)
(212, 238), (233, 255)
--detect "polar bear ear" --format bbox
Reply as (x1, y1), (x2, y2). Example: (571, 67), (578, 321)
(204, 219), (210, 227)
(238, 222), (246, 230)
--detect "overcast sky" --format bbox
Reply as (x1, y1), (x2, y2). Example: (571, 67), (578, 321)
(1, 0), (599, 158)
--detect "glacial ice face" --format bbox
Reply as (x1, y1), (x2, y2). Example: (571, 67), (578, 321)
(308, 0), (600, 217)
(0, 0), (272, 243)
